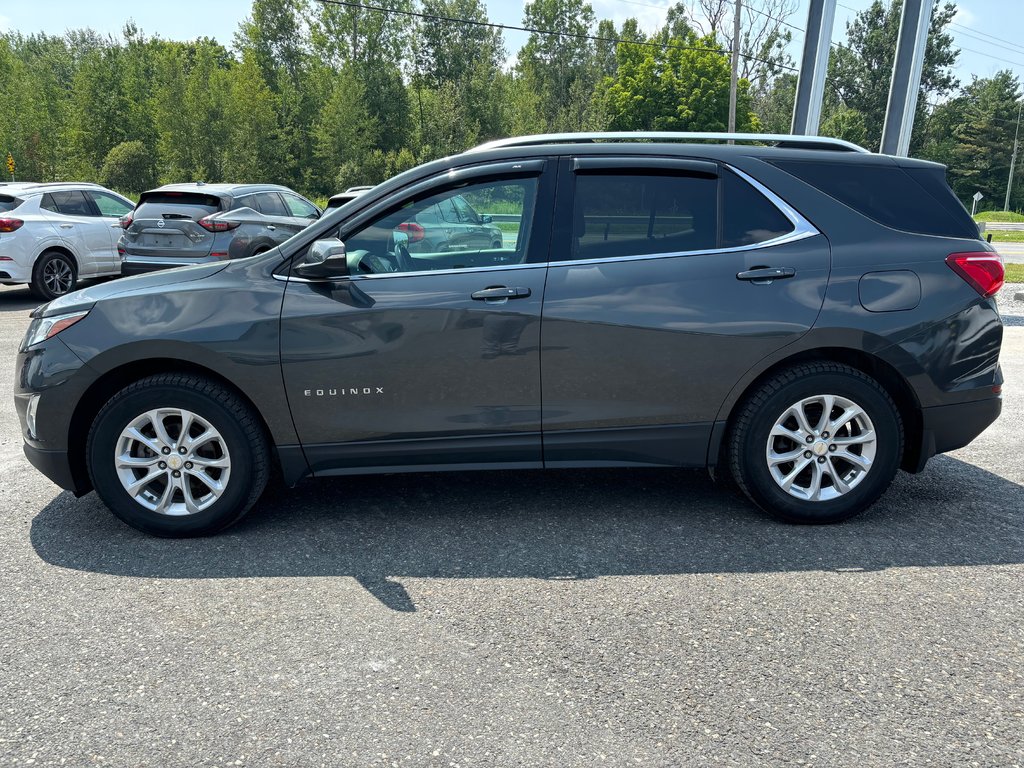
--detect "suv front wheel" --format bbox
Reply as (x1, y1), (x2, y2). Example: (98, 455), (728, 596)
(87, 374), (270, 536)
(729, 362), (903, 524)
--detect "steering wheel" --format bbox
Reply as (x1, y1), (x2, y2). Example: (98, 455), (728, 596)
(393, 243), (413, 276)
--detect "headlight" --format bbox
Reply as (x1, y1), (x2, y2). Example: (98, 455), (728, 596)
(22, 310), (90, 349)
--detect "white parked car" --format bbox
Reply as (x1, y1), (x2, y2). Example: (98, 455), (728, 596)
(0, 182), (135, 299)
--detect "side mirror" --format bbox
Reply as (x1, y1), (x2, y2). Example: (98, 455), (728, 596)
(294, 238), (349, 280)
(480, 214), (493, 224)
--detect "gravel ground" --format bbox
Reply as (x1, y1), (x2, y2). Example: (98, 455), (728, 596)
(0, 281), (1022, 767)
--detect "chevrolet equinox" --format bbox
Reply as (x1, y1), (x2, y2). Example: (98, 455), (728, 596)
(15, 132), (1004, 536)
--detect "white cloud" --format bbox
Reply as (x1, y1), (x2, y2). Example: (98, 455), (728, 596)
(952, 4), (976, 28)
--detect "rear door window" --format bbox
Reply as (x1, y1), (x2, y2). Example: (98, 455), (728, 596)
(134, 191), (222, 221)
(570, 172), (718, 260)
(721, 170), (795, 248)
(251, 192), (289, 217)
(41, 190), (96, 217)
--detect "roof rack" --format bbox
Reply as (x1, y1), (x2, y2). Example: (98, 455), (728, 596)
(10, 181), (105, 189)
(467, 132), (870, 154)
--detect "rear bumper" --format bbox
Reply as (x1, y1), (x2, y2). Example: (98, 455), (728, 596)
(121, 257), (216, 276)
(912, 395), (1002, 471)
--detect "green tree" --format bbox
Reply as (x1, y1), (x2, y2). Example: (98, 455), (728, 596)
(100, 140), (157, 194)
(827, 0), (959, 152)
(944, 72), (1023, 211)
(517, 0), (597, 131)
(601, 29), (759, 132)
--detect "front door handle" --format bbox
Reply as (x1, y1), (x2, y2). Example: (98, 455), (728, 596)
(59, 223), (74, 229)
(736, 266), (796, 284)
(267, 225), (276, 231)
(471, 286), (532, 301)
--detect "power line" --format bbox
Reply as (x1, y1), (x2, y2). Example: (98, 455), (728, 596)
(313, 0), (800, 72)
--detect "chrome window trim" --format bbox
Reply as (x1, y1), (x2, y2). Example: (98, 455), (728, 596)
(276, 162), (820, 283)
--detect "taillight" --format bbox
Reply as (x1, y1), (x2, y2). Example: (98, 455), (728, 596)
(198, 217), (240, 232)
(0, 217), (24, 233)
(120, 212), (133, 229)
(396, 222), (425, 243)
(945, 252), (1004, 298)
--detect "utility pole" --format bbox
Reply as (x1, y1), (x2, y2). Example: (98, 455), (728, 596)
(728, 0), (742, 136)
(880, 0), (934, 155)
(791, 0), (837, 136)
(1005, 100), (1023, 212)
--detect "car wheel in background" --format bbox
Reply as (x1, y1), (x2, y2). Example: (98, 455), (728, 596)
(729, 362), (903, 524)
(31, 250), (78, 300)
(87, 374), (270, 537)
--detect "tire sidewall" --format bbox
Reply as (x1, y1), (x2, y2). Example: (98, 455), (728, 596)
(88, 385), (257, 536)
(740, 372), (901, 523)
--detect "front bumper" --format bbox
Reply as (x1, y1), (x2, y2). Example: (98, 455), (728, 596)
(23, 443), (84, 494)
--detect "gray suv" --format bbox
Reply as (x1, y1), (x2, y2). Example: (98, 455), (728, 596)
(16, 132), (1004, 537)
(119, 183), (320, 276)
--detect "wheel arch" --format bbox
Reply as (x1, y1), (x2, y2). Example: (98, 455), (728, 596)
(66, 357), (286, 495)
(37, 244), (80, 271)
(709, 345), (925, 477)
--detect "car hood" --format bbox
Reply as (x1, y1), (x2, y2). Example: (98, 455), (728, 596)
(34, 262), (230, 318)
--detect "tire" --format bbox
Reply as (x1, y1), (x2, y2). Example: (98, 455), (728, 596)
(31, 250), (77, 301)
(491, 240), (503, 250)
(728, 362), (903, 524)
(87, 374), (270, 537)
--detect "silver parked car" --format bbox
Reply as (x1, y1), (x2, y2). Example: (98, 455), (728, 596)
(0, 182), (134, 299)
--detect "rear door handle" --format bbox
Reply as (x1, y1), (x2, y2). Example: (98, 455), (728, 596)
(267, 225), (276, 231)
(736, 266), (796, 283)
(59, 223), (74, 229)
(471, 286), (531, 301)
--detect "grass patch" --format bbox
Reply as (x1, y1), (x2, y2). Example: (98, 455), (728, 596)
(975, 210), (1024, 223)
(1005, 263), (1024, 283)
(987, 231), (1024, 242)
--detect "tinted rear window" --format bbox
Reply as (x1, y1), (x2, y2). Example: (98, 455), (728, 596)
(0, 195), (23, 213)
(571, 172), (718, 260)
(771, 159), (979, 239)
(135, 191), (222, 220)
(722, 170), (795, 248)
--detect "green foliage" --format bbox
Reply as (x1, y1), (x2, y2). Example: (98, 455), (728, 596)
(974, 211), (1024, 223)
(99, 140), (156, 194)
(601, 29), (759, 132)
(825, 0), (959, 153)
(1004, 263), (1024, 283)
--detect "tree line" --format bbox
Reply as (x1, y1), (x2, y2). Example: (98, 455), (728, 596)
(0, 0), (1021, 211)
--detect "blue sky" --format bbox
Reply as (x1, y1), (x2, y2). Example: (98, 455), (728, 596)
(1, 0), (1021, 87)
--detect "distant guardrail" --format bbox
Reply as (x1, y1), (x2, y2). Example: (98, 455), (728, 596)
(978, 222), (1024, 231)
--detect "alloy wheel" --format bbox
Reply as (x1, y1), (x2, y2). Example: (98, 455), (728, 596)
(765, 393), (876, 502)
(114, 408), (231, 516)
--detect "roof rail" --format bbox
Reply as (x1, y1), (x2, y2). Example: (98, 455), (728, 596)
(15, 181), (105, 189)
(467, 132), (870, 154)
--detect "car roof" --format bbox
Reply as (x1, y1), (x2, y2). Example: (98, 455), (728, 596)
(147, 182), (294, 197)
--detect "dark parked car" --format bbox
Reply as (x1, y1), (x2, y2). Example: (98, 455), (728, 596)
(118, 183), (320, 276)
(326, 186), (374, 209)
(16, 132), (1003, 536)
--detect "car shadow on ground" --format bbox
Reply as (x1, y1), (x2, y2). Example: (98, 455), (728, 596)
(29, 456), (1024, 611)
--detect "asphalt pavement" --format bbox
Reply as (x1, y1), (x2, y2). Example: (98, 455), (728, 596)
(1, 281), (1022, 767)
(996, 242), (1024, 264)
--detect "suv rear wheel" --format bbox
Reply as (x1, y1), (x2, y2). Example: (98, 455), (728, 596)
(729, 362), (903, 524)
(31, 250), (77, 300)
(87, 374), (269, 536)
